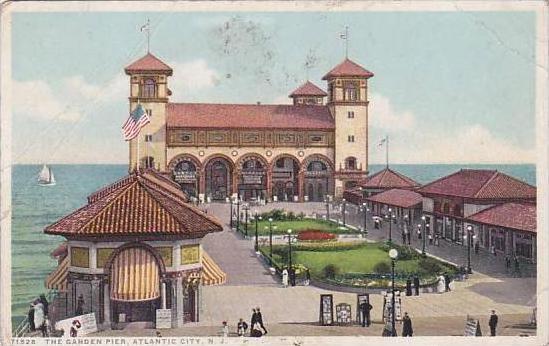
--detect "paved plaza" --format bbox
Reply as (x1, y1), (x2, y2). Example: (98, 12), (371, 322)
(94, 202), (536, 337)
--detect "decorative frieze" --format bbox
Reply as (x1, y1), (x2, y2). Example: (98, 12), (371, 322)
(168, 129), (334, 148)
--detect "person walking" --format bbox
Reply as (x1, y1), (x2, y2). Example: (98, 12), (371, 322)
(405, 277), (412, 296)
(282, 269), (289, 288)
(489, 310), (498, 336)
(428, 233), (433, 245)
(75, 294), (84, 316)
(402, 312), (413, 337)
(221, 321), (229, 337)
(27, 303), (36, 331)
(401, 230), (406, 244)
(33, 299), (46, 337)
(39, 294), (49, 317)
(474, 241), (479, 254)
(250, 308), (257, 335)
(255, 307), (268, 334)
(305, 268), (311, 286)
(359, 301), (373, 327)
(491, 245), (497, 257)
(505, 255), (511, 271)
(443, 272), (451, 292)
(413, 275), (420, 296)
(237, 318), (248, 336)
(514, 255), (520, 276)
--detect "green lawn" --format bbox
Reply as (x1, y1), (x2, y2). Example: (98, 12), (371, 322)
(264, 242), (422, 277)
(251, 218), (358, 235)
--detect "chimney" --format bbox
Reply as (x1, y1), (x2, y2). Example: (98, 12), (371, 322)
(256, 101), (261, 105)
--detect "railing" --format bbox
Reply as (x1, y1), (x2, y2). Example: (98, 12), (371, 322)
(13, 289), (60, 338)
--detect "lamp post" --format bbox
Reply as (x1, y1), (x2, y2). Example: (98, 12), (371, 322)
(386, 207), (395, 244)
(361, 202), (369, 234)
(229, 197), (234, 228)
(287, 229), (295, 286)
(421, 216), (426, 257)
(243, 203), (249, 237)
(254, 210), (261, 252)
(268, 218), (274, 260)
(324, 198), (330, 221)
(389, 248), (399, 337)
(342, 198), (347, 227)
(465, 225), (475, 274)
(236, 194), (241, 234)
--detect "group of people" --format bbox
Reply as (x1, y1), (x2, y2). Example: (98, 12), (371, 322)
(381, 311), (414, 337)
(27, 294), (50, 337)
(222, 307), (268, 337)
(504, 254), (521, 275)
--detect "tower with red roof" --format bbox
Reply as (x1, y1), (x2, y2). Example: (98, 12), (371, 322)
(323, 58), (374, 195)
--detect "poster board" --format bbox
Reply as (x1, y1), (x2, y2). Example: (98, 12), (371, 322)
(335, 303), (352, 324)
(382, 290), (402, 322)
(319, 294), (334, 326)
(156, 309), (172, 329)
(464, 316), (482, 336)
(356, 293), (370, 324)
(54, 313), (97, 337)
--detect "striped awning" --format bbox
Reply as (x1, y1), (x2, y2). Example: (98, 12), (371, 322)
(110, 247), (160, 301)
(45, 256), (69, 292)
(201, 251), (227, 286)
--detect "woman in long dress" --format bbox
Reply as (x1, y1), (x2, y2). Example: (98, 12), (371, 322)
(282, 269), (289, 287)
(437, 275), (446, 293)
(33, 301), (46, 336)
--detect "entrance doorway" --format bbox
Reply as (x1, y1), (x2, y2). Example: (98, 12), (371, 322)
(304, 159), (332, 201)
(206, 158), (232, 200)
(271, 156), (299, 201)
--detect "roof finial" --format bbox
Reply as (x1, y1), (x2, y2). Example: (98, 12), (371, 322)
(339, 26), (349, 58)
(140, 18), (151, 53)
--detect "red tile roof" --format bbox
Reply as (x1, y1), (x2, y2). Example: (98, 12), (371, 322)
(322, 58), (374, 80)
(366, 188), (423, 209)
(166, 103), (335, 130)
(289, 81), (327, 97)
(417, 169), (536, 200)
(45, 170), (222, 238)
(360, 168), (420, 190)
(467, 202), (536, 233)
(125, 53), (173, 75)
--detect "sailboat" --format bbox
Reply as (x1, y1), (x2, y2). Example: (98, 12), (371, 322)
(38, 164), (56, 186)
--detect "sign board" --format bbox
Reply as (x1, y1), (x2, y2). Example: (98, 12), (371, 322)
(174, 171), (196, 183)
(464, 317), (482, 336)
(272, 172), (292, 180)
(356, 294), (370, 324)
(336, 303), (352, 324)
(54, 313), (98, 337)
(382, 290), (402, 322)
(118, 313), (126, 323)
(156, 309), (172, 329)
(319, 294), (334, 326)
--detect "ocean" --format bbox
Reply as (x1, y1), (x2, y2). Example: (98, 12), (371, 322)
(10, 163), (536, 328)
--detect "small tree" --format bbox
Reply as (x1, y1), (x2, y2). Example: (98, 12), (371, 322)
(373, 261), (391, 274)
(322, 264), (340, 279)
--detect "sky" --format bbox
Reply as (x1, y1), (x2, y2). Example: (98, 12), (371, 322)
(11, 10), (537, 164)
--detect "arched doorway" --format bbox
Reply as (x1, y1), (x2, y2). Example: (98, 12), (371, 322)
(303, 156), (333, 202)
(171, 157), (200, 198)
(271, 155), (300, 202)
(108, 246), (164, 324)
(237, 155), (267, 202)
(205, 157), (233, 201)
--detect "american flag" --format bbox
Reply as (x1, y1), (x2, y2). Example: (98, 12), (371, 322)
(122, 104), (150, 141)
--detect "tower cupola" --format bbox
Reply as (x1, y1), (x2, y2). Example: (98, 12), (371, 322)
(125, 52), (173, 102)
(288, 81), (327, 106)
(322, 58), (373, 104)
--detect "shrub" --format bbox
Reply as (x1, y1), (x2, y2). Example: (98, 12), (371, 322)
(322, 264), (340, 279)
(373, 261), (391, 274)
(418, 257), (442, 274)
(297, 230), (336, 241)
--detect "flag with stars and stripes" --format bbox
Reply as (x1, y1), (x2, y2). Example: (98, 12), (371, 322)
(122, 104), (150, 141)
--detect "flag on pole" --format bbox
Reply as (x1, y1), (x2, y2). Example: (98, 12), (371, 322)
(339, 32), (347, 40)
(140, 19), (150, 33)
(122, 104), (150, 141)
(378, 137), (387, 147)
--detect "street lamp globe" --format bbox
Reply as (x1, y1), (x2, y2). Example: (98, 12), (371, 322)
(287, 229), (292, 235)
(421, 215), (426, 221)
(389, 248), (399, 259)
(388, 207), (392, 213)
(466, 225), (473, 232)
(268, 218), (273, 222)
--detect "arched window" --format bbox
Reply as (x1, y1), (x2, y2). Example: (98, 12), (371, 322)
(345, 157), (357, 170)
(343, 81), (359, 101)
(141, 78), (157, 98)
(307, 161), (327, 172)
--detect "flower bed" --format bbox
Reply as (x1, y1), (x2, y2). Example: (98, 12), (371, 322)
(297, 230), (336, 242)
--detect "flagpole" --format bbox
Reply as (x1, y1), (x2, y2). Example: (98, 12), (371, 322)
(345, 26), (349, 58)
(386, 135), (389, 169)
(136, 98), (140, 171)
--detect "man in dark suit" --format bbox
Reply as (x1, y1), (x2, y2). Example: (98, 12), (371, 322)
(250, 308), (257, 336)
(256, 307), (268, 334)
(489, 310), (498, 336)
(413, 276), (420, 296)
(402, 312), (413, 337)
(359, 301), (373, 327)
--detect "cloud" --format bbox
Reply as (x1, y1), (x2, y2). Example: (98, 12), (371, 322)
(369, 93), (416, 131)
(169, 60), (220, 101)
(13, 79), (82, 122)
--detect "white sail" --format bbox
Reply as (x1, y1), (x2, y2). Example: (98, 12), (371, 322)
(38, 164), (55, 185)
